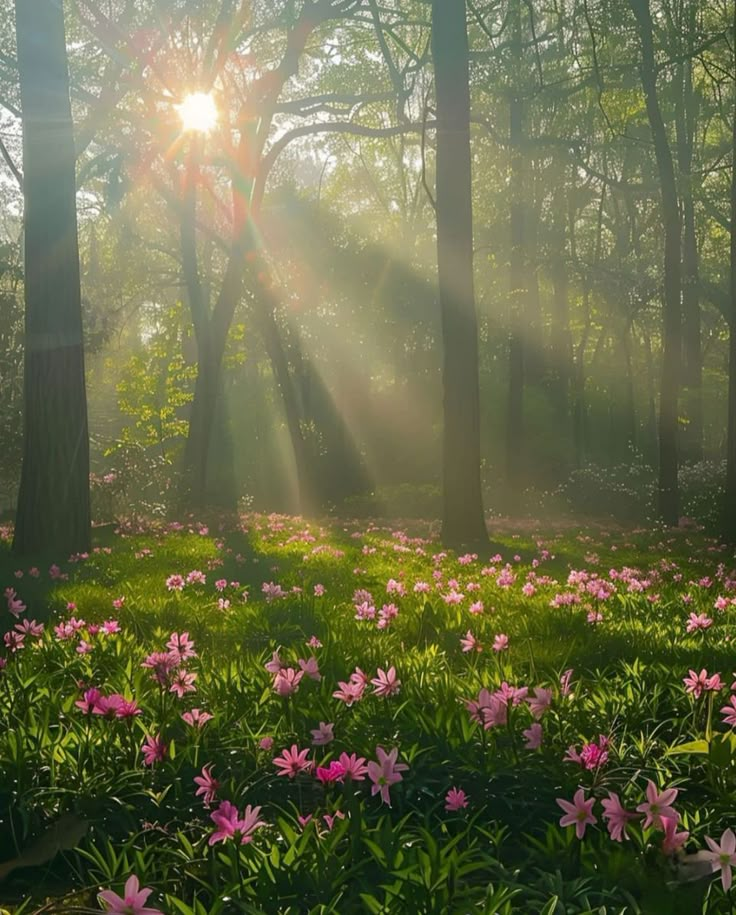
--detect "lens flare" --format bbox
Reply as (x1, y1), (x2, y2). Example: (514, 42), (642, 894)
(176, 92), (218, 133)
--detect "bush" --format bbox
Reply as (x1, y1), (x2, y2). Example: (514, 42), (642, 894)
(541, 456), (657, 523)
(678, 459), (726, 531)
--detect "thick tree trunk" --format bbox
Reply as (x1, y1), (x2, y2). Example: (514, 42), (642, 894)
(630, 0), (682, 525)
(432, 0), (487, 548)
(725, 3), (736, 540)
(505, 0), (525, 501)
(13, 0), (91, 555)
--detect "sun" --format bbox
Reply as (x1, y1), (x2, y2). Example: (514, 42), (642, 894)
(176, 92), (218, 133)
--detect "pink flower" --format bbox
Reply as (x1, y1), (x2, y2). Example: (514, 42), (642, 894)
(683, 668), (723, 699)
(636, 780), (679, 829)
(445, 787), (469, 811)
(523, 723), (543, 749)
(209, 800), (264, 845)
(661, 816), (689, 855)
(686, 612), (712, 633)
(298, 656), (321, 681)
(492, 633), (509, 652)
(323, 810), (345, 831)
(116, 699), (142, 719)
(75, 688), (102, 714)
(703, 828), (736, 891)
(273, 667), (304, 696)
(141, 651), (179, 686)
(259, 736), (274, 751)
(314, 584), (325, 596)
(460, 630), (481, 653)
(333, 680), (365, 706)
(350, 667), (370, 688)
(601, 792), (636, 842)
(165, 574), (185, 591)
(466, 688), (507, 729)
(371, 666), (401, 698)
(194, 764), (220, 807)
(170, 670), (197, 698)
(707, 672), (725, 691)
(273, 745), (312, 778)
(264, 651), (283, 675)
(93, 694), (123, 718)
(721, 696), (736, 728)
(310, 721), (334, 745)
(3, 631), (24, 652)
(76, 639), (93, 655)
(527, 687), (553, 719)
(141, 735), (167, 766)
(366, 746), (409, 806)
(297, 814), (313, 829)
(98, 875), (162, 915)
(565, 737), (609, 770)
(377, 603), (399, 629)
(557, 788), (597, 839)
(166, 631), (196, 662)
(316, 761), (346, 784)
(182, 709), (213, 728)
(494, 682), (528, 707)
(262, 581), (287, 601)
(560, 669), (574, 696)
(337, 752), (368, 781)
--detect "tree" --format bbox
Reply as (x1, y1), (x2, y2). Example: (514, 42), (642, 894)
(13, 0), (91, 555)
(725, 0), (736, 540)
(431, 0), (487, 548)
(629, 0), (682, 525)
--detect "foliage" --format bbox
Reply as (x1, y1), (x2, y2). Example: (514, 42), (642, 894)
(114, 303), (195, 460)
(0, 242), (23, 511)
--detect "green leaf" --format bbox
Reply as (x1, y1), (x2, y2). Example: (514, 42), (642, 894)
(666, 739), (710, 756)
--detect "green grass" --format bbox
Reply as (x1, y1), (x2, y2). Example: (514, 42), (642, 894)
(0, 515), (735, 913)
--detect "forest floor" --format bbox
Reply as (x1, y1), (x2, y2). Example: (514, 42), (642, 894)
(0, 514), (735, 914)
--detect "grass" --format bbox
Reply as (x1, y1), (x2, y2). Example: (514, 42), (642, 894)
(0, 514), (735, 913)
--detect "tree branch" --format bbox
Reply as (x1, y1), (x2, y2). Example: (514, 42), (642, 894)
(0, 136), (22, 189)
(255, 119), (436, 212)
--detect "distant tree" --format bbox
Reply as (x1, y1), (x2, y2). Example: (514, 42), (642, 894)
(629, 0), (682, 525)
(432, 0), (488, 547)
(13, 0), (91, 554)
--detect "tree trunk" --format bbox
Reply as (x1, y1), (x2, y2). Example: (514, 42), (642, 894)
(179, 147), (236, 509)
(725, 2), (736, 540)
(253, 286), (319, 516)
(630, 0), (682, 525)
(505, 0), (525, 502)
(549, 181), (573, 420)
(13, 0), (91, 555)
(431, 0), (487, 548)
(675, 16), (702, 463)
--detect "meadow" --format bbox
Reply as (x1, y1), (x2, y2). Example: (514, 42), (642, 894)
(1, 514), (736, 914)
